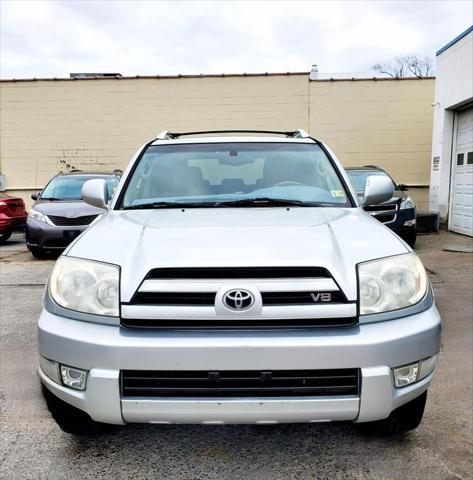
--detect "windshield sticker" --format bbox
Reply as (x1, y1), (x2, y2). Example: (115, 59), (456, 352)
(330, 190), (345, 197)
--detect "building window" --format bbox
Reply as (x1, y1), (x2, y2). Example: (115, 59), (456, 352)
(467, 152), (473, 165)
(457, 153), (464, 165)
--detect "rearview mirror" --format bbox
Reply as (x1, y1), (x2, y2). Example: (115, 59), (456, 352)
(31, 192), (41, 200)
(363, 175), (394, 206)
(81, 179), (109, 209)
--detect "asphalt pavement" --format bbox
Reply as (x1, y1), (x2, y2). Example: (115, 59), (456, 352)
(0, 232), (472, 480)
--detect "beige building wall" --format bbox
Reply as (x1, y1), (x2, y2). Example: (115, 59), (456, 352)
(309, 78), (434, 210)
(0, 74), (433, 209)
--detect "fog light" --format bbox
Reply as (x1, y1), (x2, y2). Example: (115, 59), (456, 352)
(404, 219), (416, 227)
(393, 362), (419, 388)
(60, 365), (88, 391)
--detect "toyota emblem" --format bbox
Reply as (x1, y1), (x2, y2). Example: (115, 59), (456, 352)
(223, 289), (254, 311)
(67, 211), (76, 218)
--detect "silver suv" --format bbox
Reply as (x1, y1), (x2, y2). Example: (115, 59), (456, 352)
(38, 130), (441, 436)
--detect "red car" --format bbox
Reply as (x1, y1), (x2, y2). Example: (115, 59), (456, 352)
(0, 192), (27, 243)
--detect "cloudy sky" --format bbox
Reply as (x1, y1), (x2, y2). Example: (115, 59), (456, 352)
(1, 0), (471, 79)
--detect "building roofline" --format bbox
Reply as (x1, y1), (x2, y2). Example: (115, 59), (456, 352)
(0, 72), (436, 83)
(0, 71), (308, 83)
(309, 76), (435, 82)
(436, 25), (473, 56)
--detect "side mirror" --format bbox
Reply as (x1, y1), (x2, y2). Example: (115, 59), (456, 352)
(81, 179), (109, 209)
(31, 192), (40, 200)
(363, 175), (394, 206)
(398, 183), (409, 191)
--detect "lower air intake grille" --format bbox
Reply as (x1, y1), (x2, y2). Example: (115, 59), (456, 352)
(121, 369), (360, 398)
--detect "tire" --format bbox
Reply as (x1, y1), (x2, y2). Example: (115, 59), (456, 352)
(401, 229), (417, 248)
(29, 247), (51, 259)
(0, 231), (12, 244)
(41, 384), (118, 436)
(359, 391), (427, 436)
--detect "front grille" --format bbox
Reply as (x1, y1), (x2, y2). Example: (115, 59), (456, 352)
(261, 291), (347, 305)
(120, 317), (358, 329)
(124, 266), (356, 329)
(48, 214), (98, 226)
(121, 369), (360, 398)
(145, 267), (331, 279)
(373, 213), (396, 223)
(132, 292), (216, 306)
(364, 204), (397, 212)
(130, 290), (348, 306)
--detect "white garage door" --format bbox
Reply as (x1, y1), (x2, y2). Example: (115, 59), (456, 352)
(450, 107), (473, 236)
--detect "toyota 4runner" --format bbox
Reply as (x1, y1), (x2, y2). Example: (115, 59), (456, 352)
(38, 129), (441, 436)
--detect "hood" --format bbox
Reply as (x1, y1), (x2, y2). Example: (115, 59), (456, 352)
(67, 207), (409, 302)
(33, 200), (105, 216)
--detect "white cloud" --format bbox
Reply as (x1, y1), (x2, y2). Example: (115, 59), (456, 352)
(0, 0), (471, 78)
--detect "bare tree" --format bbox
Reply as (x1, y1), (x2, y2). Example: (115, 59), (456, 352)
(372, 55), (433, 78)
(404, 55), (433, 77)
(372, 57), (406, 78)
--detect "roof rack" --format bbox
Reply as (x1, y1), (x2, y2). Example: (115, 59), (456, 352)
(156, 129), (311, 140)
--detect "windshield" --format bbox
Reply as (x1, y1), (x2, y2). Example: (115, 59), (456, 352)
(346, 170), (396, 192)
(119, 143), (352, 208)
(41, 175), (119, 201)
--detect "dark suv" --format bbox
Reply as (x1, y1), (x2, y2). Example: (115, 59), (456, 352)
(26, 171), (120, 258)
(346, 166), (417, 247)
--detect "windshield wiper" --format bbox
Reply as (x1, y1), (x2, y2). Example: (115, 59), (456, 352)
(123, 201), (219, 210)
(123, 198), (319, 210)
(40, 197), (62, 201)
(214, 197), (310, 207)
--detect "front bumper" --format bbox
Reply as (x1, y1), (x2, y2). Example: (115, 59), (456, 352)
(38, 305), (441, 425)
(26, 217), (85, 250)
(0, 215), (26, 234)
(379, 208), (416, 233)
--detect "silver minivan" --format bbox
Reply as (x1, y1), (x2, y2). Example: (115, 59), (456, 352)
(38, 130), (441, 435)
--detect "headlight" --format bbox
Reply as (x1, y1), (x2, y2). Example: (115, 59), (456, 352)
(29, 208), (48, 223)
(50, 256), (119, 316)
(400, 197), (415, 209)
(358, 253), (427, 315)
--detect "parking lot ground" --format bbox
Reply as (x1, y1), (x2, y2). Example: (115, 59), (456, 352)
(1, 231), (472, 480)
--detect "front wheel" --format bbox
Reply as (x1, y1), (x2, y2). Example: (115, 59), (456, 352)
(358, 391), (427, 436)
(0, 231), (12, 244)
(29, 247), (52, 259)
(41, 385), (118, 436)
